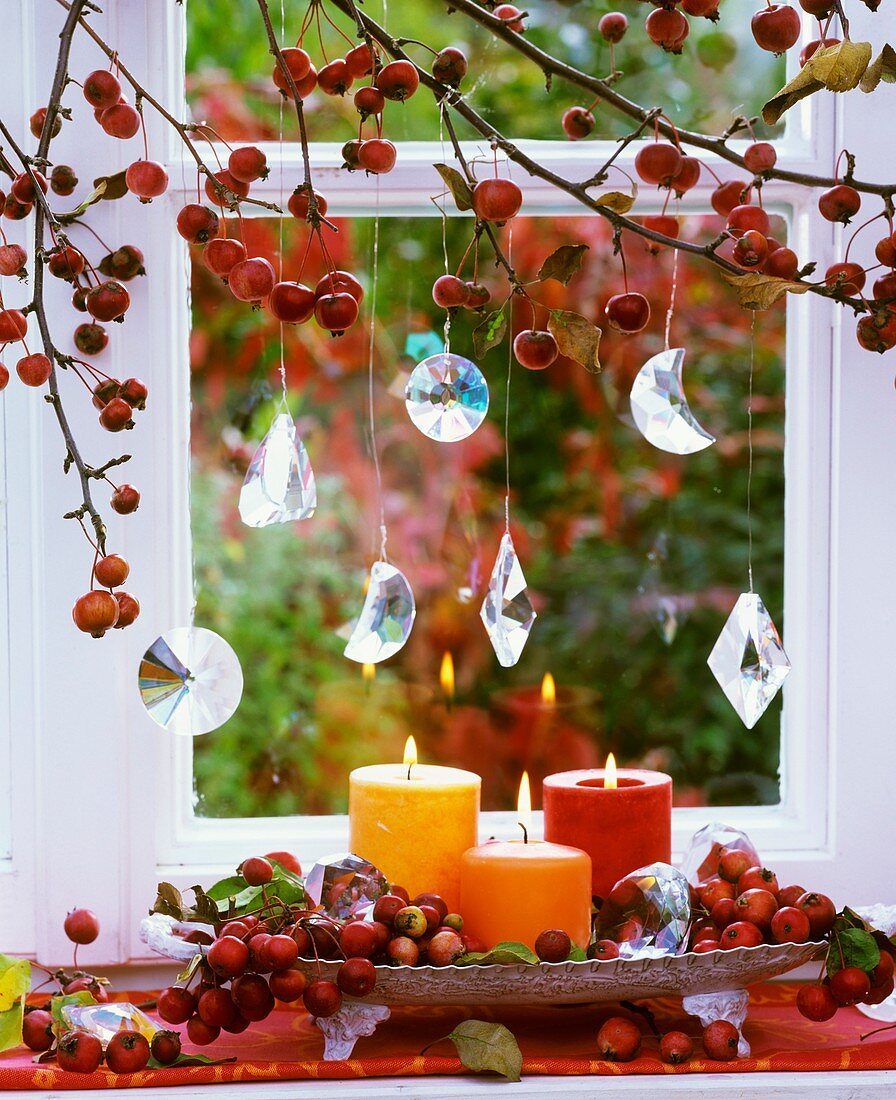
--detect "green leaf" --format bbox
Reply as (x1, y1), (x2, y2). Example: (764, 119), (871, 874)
(93, 169), (129, 201)
(0, 955), (30, 1053)
(473, 307), (507, 358)
(56, 182), (107, 225)
(547, 309), (601, 372)
(151, 881), (185, 920)
(434, 163), (473, 212)
(447, 1020), (522, 1081)
(148, 1052), (237, 1069)
(567, 944), (587, 962)
(537, 244), (589, 286)
(50, 991), (96, 1040)
(205, 875), (249, 903)
(762, 41), (873, 124)
(177, 953), (204, 983)
(826, 927), (881, 978)
(456, 940), (539, 966)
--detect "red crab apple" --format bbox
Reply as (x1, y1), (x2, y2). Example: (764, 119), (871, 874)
(720, 921), (763, 949)
(751, 4), (801, 54)
(57, 1029), (103, 1074)
(770, 906), (811, 944)
(513, 329), (559, 370)
(472, 178), (522, 223)
(796, 892), (836, 938)
(605, 292), (650, 334)
(596, 1017), (641, 1061)
(797, 982), (839, 1021)
(703, 1020), (739, 1060)
(660, 1031), (694, 1064)
(599, 12), (628, 42)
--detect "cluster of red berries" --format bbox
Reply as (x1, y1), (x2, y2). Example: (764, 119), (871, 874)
(22, 906), (184, 1074)
(594, 1014), (740, 1064)
(72, 550), (140, 638)
(153, 854), (481, 1046)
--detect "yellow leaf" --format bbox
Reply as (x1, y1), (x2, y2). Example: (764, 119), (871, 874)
(861, 44), (896, 93)
(593, 190), (636, 215)
(721, 271), (811, 311)
(763, 41), (873, 124)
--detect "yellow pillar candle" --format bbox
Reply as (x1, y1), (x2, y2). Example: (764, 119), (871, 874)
(349, 737), (480, 911)
(459, 774), (592, 951)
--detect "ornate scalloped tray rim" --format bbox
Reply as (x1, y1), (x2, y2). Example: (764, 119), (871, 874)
(296, 940), (827, 1005)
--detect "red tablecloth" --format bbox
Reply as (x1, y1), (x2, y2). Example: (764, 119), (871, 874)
(1, 982), (894, 1090)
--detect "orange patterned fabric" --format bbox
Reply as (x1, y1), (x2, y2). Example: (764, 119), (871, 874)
(1, 982), (894, 1090)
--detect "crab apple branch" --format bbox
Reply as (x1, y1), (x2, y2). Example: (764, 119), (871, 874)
(445, 0), (895, 200)
(55, 0), (282, 214)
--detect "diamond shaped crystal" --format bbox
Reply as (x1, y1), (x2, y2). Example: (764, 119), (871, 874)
(138, 627), (243, 736)
(707, 591), (791, 729)
(305, 853), (389, 920)
(62, 1002), (158, 1045)
(594, 862), (691, 959)
(480, 532), (536, 667)
(405, 352), (489, 442)
(680, 822), (760, 886)
(238, 412), (316, 527)
(630, 347), (715, 455)
(343, 561), (416, 664)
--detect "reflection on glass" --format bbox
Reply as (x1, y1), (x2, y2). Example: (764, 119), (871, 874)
(189, 212), (785, 816)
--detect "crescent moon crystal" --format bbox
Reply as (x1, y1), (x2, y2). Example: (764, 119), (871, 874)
(629, 347), (716, 455)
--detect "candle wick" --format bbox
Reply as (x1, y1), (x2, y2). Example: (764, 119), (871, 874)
(407, 763), (413, 781)
(519, 822), (528, 844)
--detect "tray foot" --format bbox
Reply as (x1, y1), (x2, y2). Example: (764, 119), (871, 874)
(682, 989), (750, 1056)
(315, 1002), (391, 1060)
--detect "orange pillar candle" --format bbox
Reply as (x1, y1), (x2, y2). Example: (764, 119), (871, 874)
(459, 774), (592, 950)
(349, 737), (480, 911)
(543, 757), (672, 902)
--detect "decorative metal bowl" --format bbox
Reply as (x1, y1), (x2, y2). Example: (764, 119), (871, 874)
(141, 913), (823, 1006)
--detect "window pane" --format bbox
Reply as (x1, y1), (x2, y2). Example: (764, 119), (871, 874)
(190, 213), (785, 817)
(187, 0), (785, 143)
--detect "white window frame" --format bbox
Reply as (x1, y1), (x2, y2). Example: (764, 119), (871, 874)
(3, 1), (896, 967)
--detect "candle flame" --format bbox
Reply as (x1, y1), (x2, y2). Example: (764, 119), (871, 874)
(517, 771), (532, 840)
(605, 752), (618, 790)
(403, 735), (418, 769)
(540, 671), (556, 706)
(362, 663), (376, 683)
(440, 651), (455, 700)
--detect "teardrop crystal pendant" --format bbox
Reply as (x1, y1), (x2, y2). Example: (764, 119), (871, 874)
(405, 352), (489, 442)
(138, 627), (243, 736)
(238, 412), (316, 527)
(630, 347), (715, 455)
(480, 532), (536, 667)
(707, 592), (791, 729)
(344, 561), (416, 664)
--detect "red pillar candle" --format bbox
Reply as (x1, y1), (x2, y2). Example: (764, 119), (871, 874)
(543, 761), (672, 901)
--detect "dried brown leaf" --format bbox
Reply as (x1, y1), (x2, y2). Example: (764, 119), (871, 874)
(537, 243), (589, 285)
(548, 309), (601, 372)
(434, 163), (473, 212)
(861, 44), (896, 93)
(720, 270), (811, 311)
(593, 190), (636, 215)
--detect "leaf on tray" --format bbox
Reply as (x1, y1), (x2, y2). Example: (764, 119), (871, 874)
(826, 927), (881, 977)
(148, 1052), (237, 1069)
(0, 955), (30, 1053)
(447, 1020), (523, 1082)
(456, 940), (540, 966)
(50, 991), (96, 1040)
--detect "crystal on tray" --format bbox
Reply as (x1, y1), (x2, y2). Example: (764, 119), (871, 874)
(61, 1002), (157, 1046)
(138, 627), (243, 736)
(238, 412), (316, 527)
(343, 561), (416, 664)
(480, 532), (536, 668)
(707, 591), (791, 729)
(594, 862), (691, 959)
(305, 853), (389, 920)
(629, 347), (715, 455)
(405, 352), (489, 442)
(680, 822), (760, 886)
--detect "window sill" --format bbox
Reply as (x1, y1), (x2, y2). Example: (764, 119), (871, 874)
(43, 1071), (896, 1099)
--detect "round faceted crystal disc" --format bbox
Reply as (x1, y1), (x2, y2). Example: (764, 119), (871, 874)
(138, 627), (243, 736)
(405, 352), (488, 442)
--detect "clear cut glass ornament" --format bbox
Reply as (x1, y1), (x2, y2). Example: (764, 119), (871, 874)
(630, 347), (715, 455)
(238, 411), (316, 527)
(343, 561), (416, 664)
(480, 532), (536, 667)
(594, 862), (692, 959)
(304, 853), (389, 920)
(707, 591), (791, 729)
(680, 822), (760, 886)
(138, 627), (243, 736)
(61, 1002), (158, 1046)
(405, 352), (489, 442)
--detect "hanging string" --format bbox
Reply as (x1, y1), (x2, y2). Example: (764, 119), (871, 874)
(747, 311), (756, 594)
(438, 103), (452, 355)
(663, 202), (680, 352)
(277, 0), (288, 405)
(367, 179), (387, 560)
(504, 223), (514, 534)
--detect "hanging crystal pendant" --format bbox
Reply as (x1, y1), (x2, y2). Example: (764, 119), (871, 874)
(344, 561), (416, 664)
(138, 627), (243, 736)
(238, 412), (316, 527)
(405, 352), (489, 442)
(707, 592), (791, 729)
(480, 532), (536, 667)
(630, 347), (715, 455)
